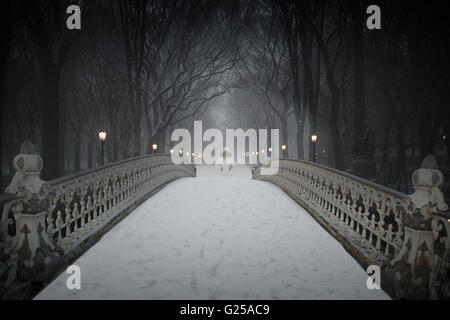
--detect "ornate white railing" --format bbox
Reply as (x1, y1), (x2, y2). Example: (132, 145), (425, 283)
(0, 142), (195, 298)
(44, 154), (195, 255)
(253, 157), (450, 299)
(253, 159), (408, 264)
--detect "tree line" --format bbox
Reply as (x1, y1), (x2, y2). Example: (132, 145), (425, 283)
(1, 0), (449, 184)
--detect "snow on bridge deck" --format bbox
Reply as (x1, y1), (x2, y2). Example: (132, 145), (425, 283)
(36, 166), (389, 300)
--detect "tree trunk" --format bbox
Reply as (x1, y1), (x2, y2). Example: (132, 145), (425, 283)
(27, 1), (69, 180)
(113, 129), (119, 162)
(39, 64), (63, 180)
(446, 125), (450, 164)
(381, 117), (393, 173)
(133, 79), (142, 156)
(330, 94), (345, 170)
(281, 117), (289, 158)
(277, 2), (303, 160)
(299, 15), (318, 163)
(418, 106), (434, 158)
(158, 126), (168, 153)
(302, 2), (345, 169)
(0, 1), (12, 183)
(74, 131), (80, 172)
(119, 0), (147, 157)
(88, 140), (93, 169)
(351, 0), (366, 142)
(396, 126), (406, 183)
(297, 120), (304, 159)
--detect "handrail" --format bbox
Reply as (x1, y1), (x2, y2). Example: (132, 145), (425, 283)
(49, 153), (196, 186)
(253, 158), (408, 199)
(43, 155), (196, 255)
(253, 157), (450, 299)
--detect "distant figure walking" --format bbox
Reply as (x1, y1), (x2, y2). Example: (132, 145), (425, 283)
(218, 148), (233, 176)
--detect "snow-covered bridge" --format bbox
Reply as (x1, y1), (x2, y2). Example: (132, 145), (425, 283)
(1, 142), (449, 299)
(35, 166), (388, 299)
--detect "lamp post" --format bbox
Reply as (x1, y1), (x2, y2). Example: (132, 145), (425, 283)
(281, 145), (287, 158)
(152, 143), (158, 154)
(98, 130), (107, 166)
(311, 134), (318, 163)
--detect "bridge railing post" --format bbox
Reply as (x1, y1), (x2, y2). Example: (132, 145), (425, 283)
(382, 155), (449, 299)
(1, 141), (65, 298)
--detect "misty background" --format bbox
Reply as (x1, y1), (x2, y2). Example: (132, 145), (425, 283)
(0, 0), (449, 198)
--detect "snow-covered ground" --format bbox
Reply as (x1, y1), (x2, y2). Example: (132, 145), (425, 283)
(36, 165), (389, 300)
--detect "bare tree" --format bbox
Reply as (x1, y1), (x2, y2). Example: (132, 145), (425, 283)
(236, 11), (293, 153)
(25, 0), (76, 179)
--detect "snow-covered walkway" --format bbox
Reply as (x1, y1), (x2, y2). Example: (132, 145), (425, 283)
(36, 166), (389, 300)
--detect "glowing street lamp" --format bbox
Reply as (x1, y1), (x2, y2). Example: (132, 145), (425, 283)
(281, 145), (287, 157)
(179, 150), (183, 156)
(152, 143), (158, 154)
(99, 131), (107, 141)
(170, 149), (174, 155)
(311, 134), (318, 163)
(98, 130), (107, 166)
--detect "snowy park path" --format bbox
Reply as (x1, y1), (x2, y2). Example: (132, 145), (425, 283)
(36, 166), (389, 300)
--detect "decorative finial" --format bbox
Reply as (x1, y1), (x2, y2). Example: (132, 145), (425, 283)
(6, 141), (45, 195)
(20, 140), (36, 154)
(421, 155), (437, 169)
